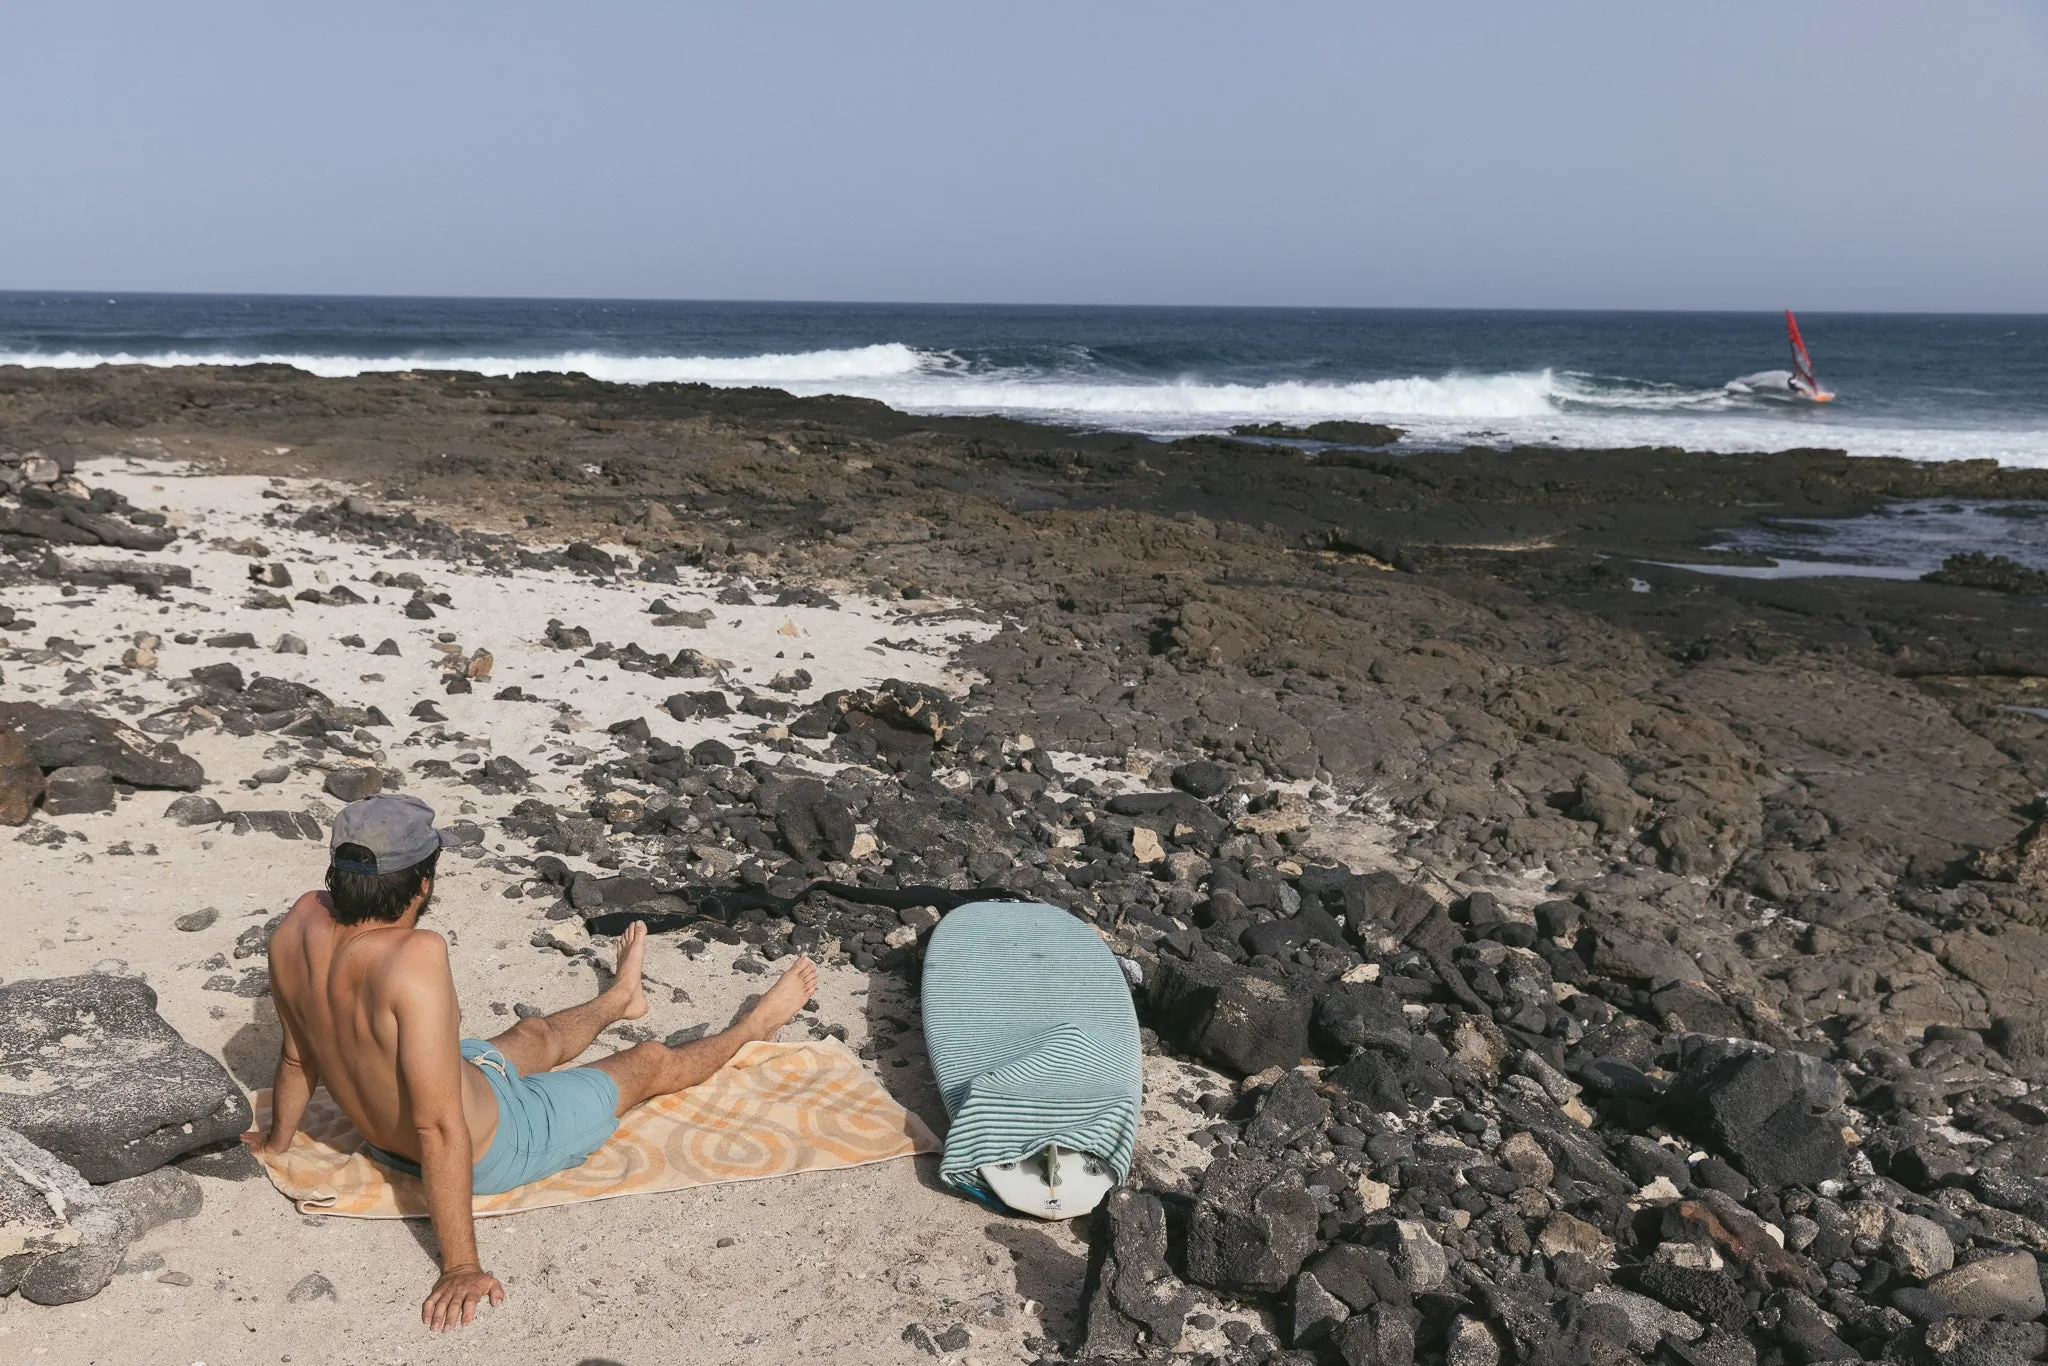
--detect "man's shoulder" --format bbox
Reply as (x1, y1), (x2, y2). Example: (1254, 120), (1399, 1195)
(275, 892), (339, 948)
(367, 926), (452, 987)
(372, 929), (455, 1014)
(269, 892), (326, 956)
(389, 926), (451, 960)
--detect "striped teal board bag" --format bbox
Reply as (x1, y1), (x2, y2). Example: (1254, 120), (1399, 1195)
(920, 900), (1143, 1216)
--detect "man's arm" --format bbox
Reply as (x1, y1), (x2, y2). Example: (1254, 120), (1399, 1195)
(258, 1012), (320, 1153)
(248, 906), (321, 1155)
(393, 933), (504, 1331)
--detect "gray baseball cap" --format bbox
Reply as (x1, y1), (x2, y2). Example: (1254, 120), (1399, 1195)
(330, 794), (446, 874)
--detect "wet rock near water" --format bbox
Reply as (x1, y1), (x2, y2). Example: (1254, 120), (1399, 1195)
(1924, 552), (2048, 596)
(1230, 420), (1406, 449)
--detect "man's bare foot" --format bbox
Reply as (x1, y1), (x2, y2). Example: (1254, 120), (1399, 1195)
(607, 921), (649, 1021)
(744, 957), (819, 1041)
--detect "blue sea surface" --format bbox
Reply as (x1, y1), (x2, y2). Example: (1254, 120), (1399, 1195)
(2, 294), (2045, 465)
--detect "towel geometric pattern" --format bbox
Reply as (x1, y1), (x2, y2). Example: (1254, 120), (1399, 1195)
(251, 1038), (939, 1219)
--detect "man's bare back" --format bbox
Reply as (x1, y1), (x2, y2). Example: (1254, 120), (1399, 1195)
(250, 795), (820, 1332)
(264, 890), (502, 1164)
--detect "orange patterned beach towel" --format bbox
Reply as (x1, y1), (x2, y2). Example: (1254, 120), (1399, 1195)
(251, 1038), (940, 1219)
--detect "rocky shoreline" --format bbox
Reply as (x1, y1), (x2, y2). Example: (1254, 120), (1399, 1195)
(8, 364), (2048, 1365)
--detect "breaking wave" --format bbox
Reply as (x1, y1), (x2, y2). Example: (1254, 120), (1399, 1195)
(861, 366), (1566, 422)
(0, 342), (926, 385)
(7, 337), (2048, 465)
(0, 342), (1583, 422)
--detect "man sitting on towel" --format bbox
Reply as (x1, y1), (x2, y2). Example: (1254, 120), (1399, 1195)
(245, 794), (819, 1331)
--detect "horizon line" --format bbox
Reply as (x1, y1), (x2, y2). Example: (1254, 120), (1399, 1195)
(1, 288), (2044, 320)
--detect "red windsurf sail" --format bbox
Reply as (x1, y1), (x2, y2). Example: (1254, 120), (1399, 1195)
(1786, 309), (1818, 388)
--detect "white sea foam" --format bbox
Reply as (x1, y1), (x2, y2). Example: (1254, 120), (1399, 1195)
(6, 343), (2048, 466)
(0, 342), (925, 385)
(853, 368), (1565, 421)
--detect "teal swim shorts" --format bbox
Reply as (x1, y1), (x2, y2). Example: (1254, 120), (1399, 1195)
(366, 1039), (621, 1195)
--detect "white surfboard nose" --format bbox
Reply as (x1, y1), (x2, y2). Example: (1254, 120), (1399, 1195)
(980, 1145), (1117, 1220)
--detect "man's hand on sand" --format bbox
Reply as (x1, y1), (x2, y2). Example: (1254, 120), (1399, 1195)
(423, 1265), (504, 1331)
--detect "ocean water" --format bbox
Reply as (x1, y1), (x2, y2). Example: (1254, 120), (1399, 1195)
(2, 293), (2046, 466)
(1708, 501), (2048, 577)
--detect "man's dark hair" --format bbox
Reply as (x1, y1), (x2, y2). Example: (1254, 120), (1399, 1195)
(326, 843), (440, 925)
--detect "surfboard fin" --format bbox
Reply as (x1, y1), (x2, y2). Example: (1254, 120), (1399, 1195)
(980, 1144), (1117, 1220)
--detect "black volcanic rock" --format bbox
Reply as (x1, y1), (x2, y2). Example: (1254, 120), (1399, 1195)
(759, 777), (857, 862)
(1147, 956), (1310, 1077)
(1184, 1158), (1320, 1295)
(1081, 1191), (1197, 1356)
(0, 703), (203, 790)
(0, 975), (250, 1182)
(1106, 790), (1228, 842)
(1682, 1042), (1849, 1190)
(1171, 760), (1234, 798)
(1243, 1070), (1329, 1149)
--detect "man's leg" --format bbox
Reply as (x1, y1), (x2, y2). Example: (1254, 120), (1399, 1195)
(485, 922), (651, 1075)
(590, 957), (819, 1116)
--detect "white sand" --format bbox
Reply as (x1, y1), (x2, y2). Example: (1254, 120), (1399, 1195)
(0, 459), (1263, 1363)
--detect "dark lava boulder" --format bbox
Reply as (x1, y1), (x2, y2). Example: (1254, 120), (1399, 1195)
(1081, 1190), (1198, 1356)
(1231, 419), (1404, 447)
(322, 766), (383, 802)
(1585, 925), (1704, 985)
(1242, 918), (1315, 959)
(0, 703), (203, 790)
(224, 809), (325, 840)
(664, 690), (732, 721)
(1303, 1243), (1409, 1313)
(1, 728), (48, 824)
(1622, 1262), (1751, 1332)
(1918, 1318), (2048, 1366)
(1171, 760), (1234, 799)
(1243, 1070), (1330, 1149)
(1925, 551), (2048, 595)
(1314, 983), (1409, 1056)
(1185, 1158), (1320, 1295)
(1147, 956), (1310, 1077)
(1337, 872), (1441, 943)
(0, 1130), (204, 1305)
(0, 975), (250, 1182)
(1680, 1040), (1849, 1191)
(758, 777), (857, 862)
(1327, 1051), (1414, 1114)
(40, 765), (116, 815)
(690, 738), (737, 769)
(567, 870), (663, 910)
(162, 794), (225, 826)
(1106, 790), (1228, 842)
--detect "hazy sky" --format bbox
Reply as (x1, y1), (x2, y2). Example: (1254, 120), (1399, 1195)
(4, 2), (2044, 310)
